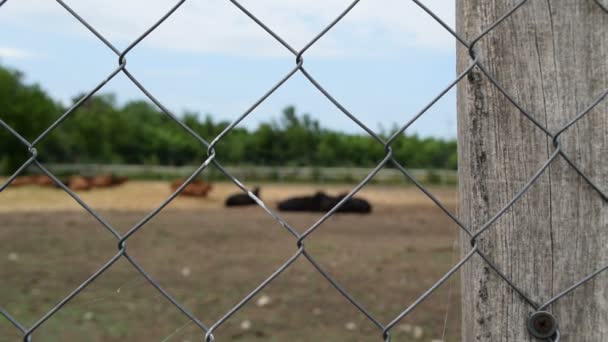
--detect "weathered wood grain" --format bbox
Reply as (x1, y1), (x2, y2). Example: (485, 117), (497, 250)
(457, 0), (607, 341)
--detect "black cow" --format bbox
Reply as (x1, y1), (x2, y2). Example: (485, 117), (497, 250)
(277, 191), (333, 212)
(225, 187), (260, 207)
(331, 193), (372, 214)
(278, 192), (372, 214)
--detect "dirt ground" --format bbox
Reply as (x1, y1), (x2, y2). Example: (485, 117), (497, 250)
(0, 182), (461, 342)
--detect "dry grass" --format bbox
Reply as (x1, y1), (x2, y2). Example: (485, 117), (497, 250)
(0, 181), (457, 212)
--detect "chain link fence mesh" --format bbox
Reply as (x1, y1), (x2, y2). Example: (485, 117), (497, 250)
(1, 0), (607, 341)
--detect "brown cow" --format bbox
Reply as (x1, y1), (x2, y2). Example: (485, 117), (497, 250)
(10, 176), (36, 187)
(33, 175), (55, 187)
(170, 179), (212, 197)
(7, 175), (56, 187)
(89, 174), (129, 188)
(191, 182), (212, 197)
(68, 176), (92, 191)
(90, 175), (113, 188)
(112, 176), (129, 186)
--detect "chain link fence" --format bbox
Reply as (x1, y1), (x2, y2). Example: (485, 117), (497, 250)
(1, 0), (607, 341)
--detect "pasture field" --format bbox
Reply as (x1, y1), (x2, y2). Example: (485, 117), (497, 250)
(0, 182), (460, 342)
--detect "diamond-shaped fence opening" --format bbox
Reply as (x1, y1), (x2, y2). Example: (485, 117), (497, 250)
(1, 0), (607, 341)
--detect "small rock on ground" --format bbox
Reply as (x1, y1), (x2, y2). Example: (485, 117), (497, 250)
(240, 320), (252, 330)
(256, 294), (272, 307)
(412, 326), (423, 339)
(345, 322), (357, 331)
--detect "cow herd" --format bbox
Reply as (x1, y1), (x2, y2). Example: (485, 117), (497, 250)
(9, 176), (372, 214)
(225, 187), (372, 214)
(169, 180), (372, 214)
(9, 174), (129, 191)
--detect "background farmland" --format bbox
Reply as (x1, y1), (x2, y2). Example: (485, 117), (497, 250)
(1, 61), (461, 341)
(0, 182), (460, 342)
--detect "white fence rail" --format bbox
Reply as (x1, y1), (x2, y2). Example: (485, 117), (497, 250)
(31, 164), (457, 184)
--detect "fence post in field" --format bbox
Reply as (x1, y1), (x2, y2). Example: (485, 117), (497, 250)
(457, 1), (607, 341)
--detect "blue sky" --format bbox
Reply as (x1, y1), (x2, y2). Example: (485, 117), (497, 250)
(0, 0), (458, 138)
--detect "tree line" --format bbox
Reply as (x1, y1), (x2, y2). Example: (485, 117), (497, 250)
(0, 65), (457, 174)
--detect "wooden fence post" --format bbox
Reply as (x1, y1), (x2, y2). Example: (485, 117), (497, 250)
(457, 0), (607, 341)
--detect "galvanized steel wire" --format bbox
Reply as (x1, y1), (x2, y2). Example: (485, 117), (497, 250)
(1, 1), (607, 341)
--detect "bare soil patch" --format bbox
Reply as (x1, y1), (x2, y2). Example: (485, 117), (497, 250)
(0, 183), (460, 341)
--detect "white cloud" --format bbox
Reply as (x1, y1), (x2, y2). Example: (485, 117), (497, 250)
(0, 47), (34, 60)
(0, 0), (455, 57)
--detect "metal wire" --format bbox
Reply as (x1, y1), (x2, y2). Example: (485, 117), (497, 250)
(1, 0), (606, 341)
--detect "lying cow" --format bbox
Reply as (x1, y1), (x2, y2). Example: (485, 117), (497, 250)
(10, 175), (54, 187)
(170, 179), (212, 197)
(33, 175), (55, 187)
(332, 193), (372, 213)
(90, 175), (129, 188)
(10, 176), (37, 187)
(68, 176), (92, 191)
(278, 191), (333, 212)
(278, 192), (372, 214)
(225, 187), (260, 207)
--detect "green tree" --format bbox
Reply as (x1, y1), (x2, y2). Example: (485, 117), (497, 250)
(0, 66), (60, 172)
(0, 64), (458, 173)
